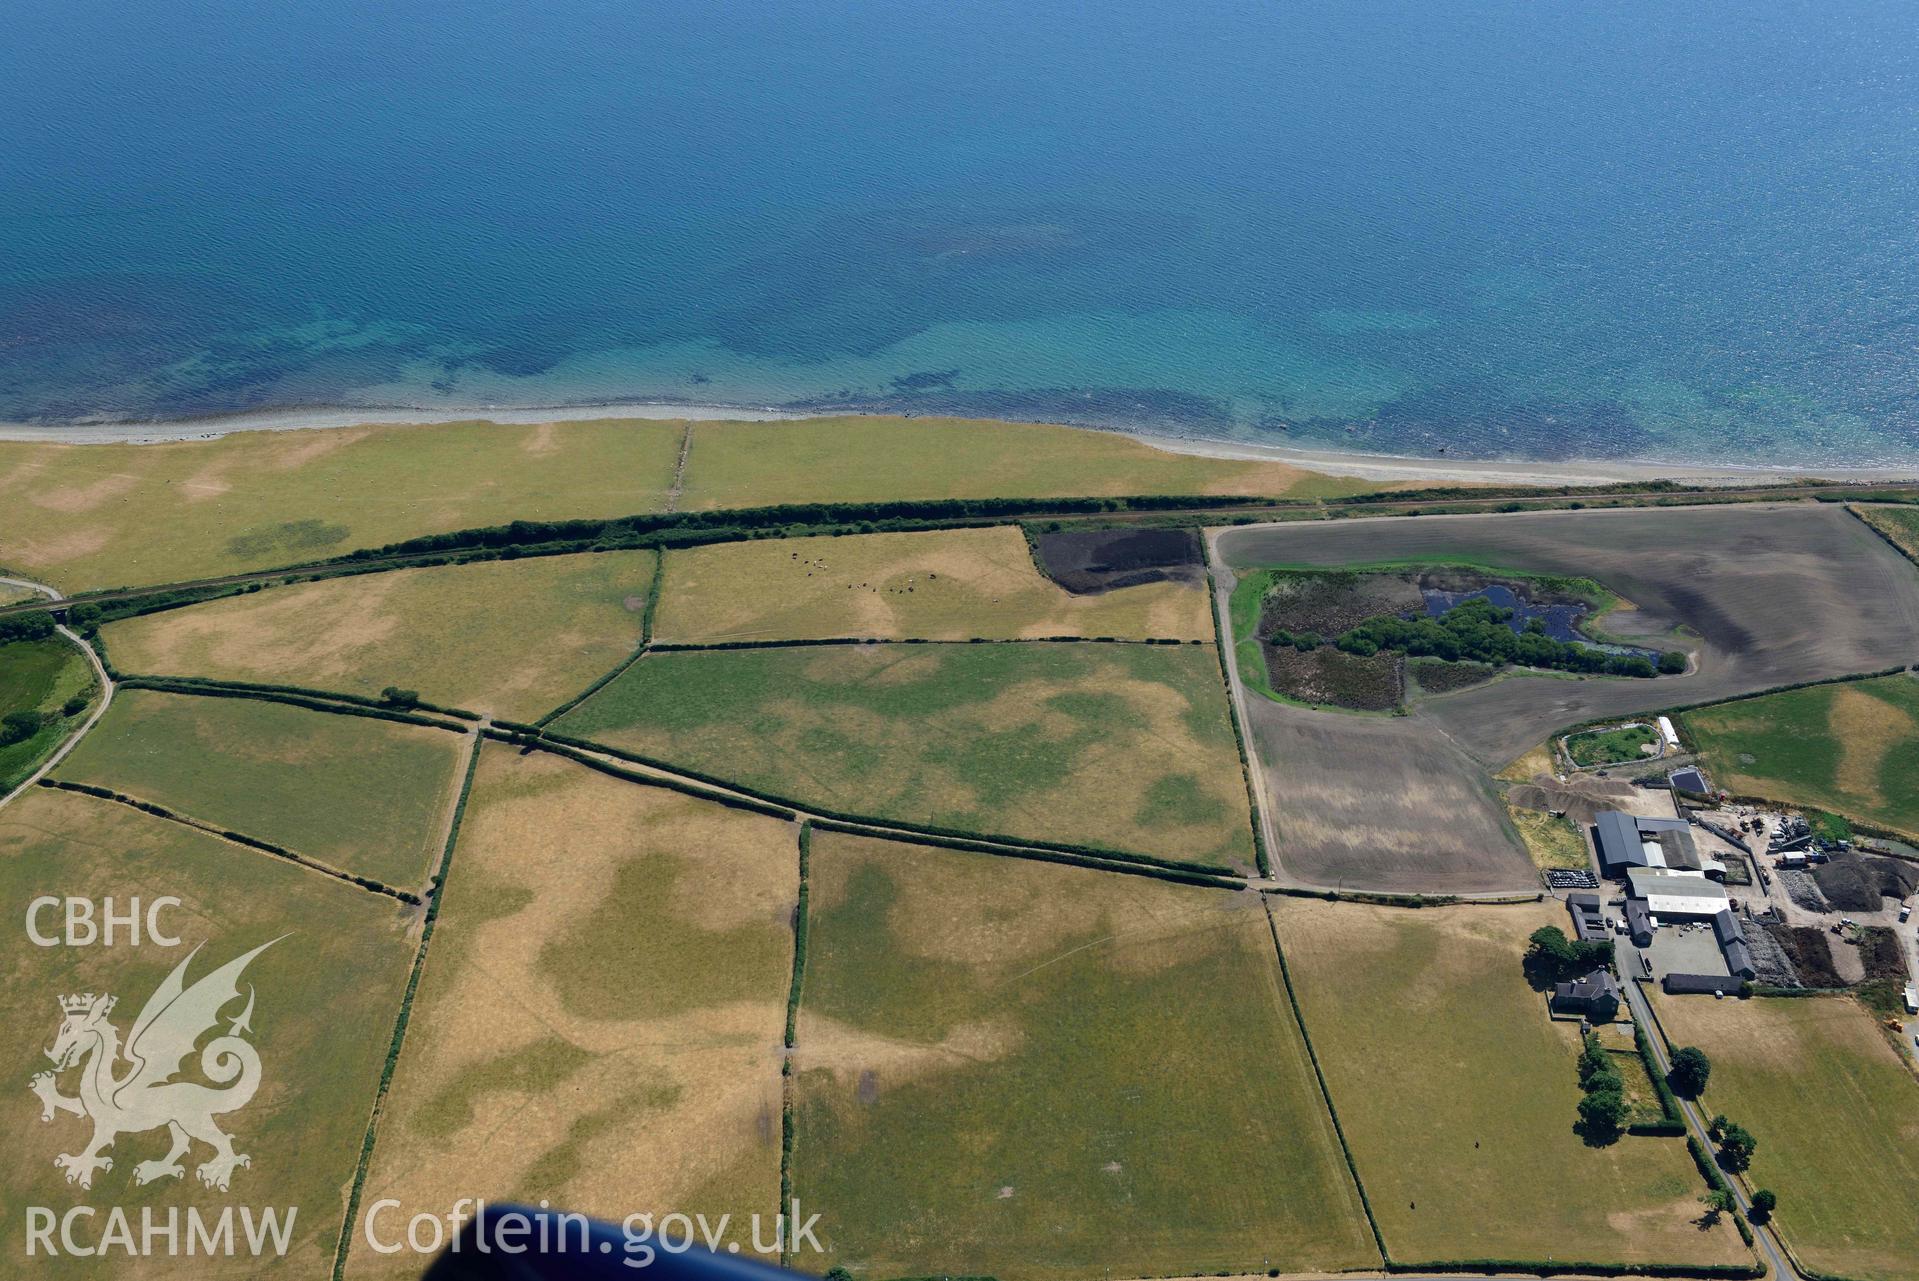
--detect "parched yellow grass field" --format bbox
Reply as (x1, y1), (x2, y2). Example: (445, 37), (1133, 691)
(0, 418), (682, 591)
(1853, 503), (1919, 561)
(101, 550), (656, 721)
(791, 831), (1376, 1279)
(0, 786), (417, 1279)
(1272, 899), (1752, 1269)
(345, 746), (797, 1280)
(1653, 992), (1919, 1281)
(653, 526), (1211, 643)
(678, 415), (1380, 510)
(1507, 803), (1591, 870)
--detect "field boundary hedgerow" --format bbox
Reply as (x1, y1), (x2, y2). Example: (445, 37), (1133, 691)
(779, 820), (812, 1266)
(38, 778), (423, 904)
(331, 725), (484, 1281)
(110, 673), (478, 728)
(1206, 565), (1271, 875)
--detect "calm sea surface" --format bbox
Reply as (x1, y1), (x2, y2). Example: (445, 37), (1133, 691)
(5, 0), (1918, 464)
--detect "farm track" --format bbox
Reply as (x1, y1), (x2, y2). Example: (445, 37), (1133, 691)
(4, 481), (1916, 621)
(0, 575), (113, 811)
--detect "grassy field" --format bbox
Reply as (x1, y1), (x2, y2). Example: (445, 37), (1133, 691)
(677, 415), (1379, 510)
(1654, 992), (1919, 1281)
(791, 831), (1376, 1279)
(1507, 803), (1590, 870)
(102, 549), (657, 721)
(1272, 900), (1752, 1269)
(1682, 672), (1919, 836)
(554, 641), (1256, 866)
(653, 525), (1212, 643)
(54, 689), (465, 888)
(0, 418), (682, 591)
(0, 633), (96, 792)
(345, 747), (797, 1279)
(1854, 503), (1919, 561)
(0, 786), (417, 1279)
(1567, 722), (1661, 767)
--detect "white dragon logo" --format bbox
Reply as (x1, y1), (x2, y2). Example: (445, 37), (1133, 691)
(29, 938), (280, 1192)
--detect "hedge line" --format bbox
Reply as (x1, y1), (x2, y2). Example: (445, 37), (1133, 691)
(1205, 566), (1272, 876)
(332, 732), (481, 1281)
(530, 730), (1238, 877)
(805, 817), (1246, 891)
(1261, 884), (1486, 909)
(532, 643), (649, 727)
(646, 635), (1201, 652)
(784, 822), (812, 1051)
(1260, 900), (1389, 1265)
(491, 732), (799, 822)
(1685, 1135), (1757, 1248)
(116, 676), (470, 731)
(40, 779), (419, 904)
(1629, 1022), (1688, 1137)
(1386, 1260), (1764, 1279)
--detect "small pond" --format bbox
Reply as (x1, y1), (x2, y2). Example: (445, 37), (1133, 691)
(1418, 585), (1659, 658)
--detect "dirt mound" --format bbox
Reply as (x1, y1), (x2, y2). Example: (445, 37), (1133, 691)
(1506, 777), (1641, 826)
(1856, 926), (1910, 983)
(1812, 853), (1919, 913)
(1031, 527), (1201, 594)
(1764, 924), (1844, 988)
(1778, 869), (1833, 914)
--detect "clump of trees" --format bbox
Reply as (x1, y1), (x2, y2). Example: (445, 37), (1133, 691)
(1576, 1031), (1629, 1143)
(1317, 596), (1679, 678)
(0, 610), (56, 643)
(0, 709), (46, 746)
(379, 686), (421, 707)
(1525, 924), (1614, 987)
(1708, 1114), (1759, 1173)
(1667, 1045), (1712, 1098)
(1748, 1188), (1777, 1223)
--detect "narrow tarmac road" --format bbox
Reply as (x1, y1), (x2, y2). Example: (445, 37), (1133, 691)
(0, 577), (114, 811)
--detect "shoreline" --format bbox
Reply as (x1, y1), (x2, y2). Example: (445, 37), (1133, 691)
(2, 398), (1916, 489)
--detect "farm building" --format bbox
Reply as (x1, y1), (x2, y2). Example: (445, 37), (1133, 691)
(1656, 715), (1680, 750)
(1593, 811), (1717, 878)
(1625, 867), (1731, 918)
(1663, 972), (1738, 996)
(1626, 898), (1654, 948)
(1566, 891), (1607, 941)
(1551, 969), (1622, 1022)
(1711, 909), (1757, 979)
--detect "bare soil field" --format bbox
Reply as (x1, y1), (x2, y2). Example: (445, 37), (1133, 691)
(102, 549), (655, 720)
(346, 747), (798, 1280)
(653, 526), (1209, 643)
(1274, 900), (1753, 1270)
(791, 831), (1375, 1279)
(1029, 526), (1204, 593)
(1242, 696), (1534, 892)
(0, 786), (417, 1279)
(1218, 505), (1919, 767)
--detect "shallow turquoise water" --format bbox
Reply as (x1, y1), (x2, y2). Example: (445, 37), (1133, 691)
(4, 0), (1918, 464)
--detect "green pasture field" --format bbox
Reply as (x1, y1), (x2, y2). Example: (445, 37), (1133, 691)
(1567, 722), (1661, 767)
(102, 549), (657, 722)
(1854, 502), (1919, 561)
(0, 785), (416, 1279)
(677, 414), (1379, 510)
(0, 634), (96, 792)
(652, 525), (1211, 643)
(54, 689), (464, 888)
(553, 641), (1256, 865)
(1681, 672), (1919, 836)
(1654, 992), (1919, 1281)
(0, 418), (682, 592)
(346, 746), (796, 1279)
(791, 831), (1376, 1279)
(1272, 900), (1752, 1269)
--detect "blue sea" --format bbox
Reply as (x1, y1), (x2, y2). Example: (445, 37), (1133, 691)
(5, 0), (1919, 465)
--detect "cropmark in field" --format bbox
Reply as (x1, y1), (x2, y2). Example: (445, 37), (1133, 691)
(0, 786), (416, 1279)
(791, 831), (1375, 1280)
(102, 549), (657, 722)
(345, 746), (797, 1279)
(553, 641), (1256, 867)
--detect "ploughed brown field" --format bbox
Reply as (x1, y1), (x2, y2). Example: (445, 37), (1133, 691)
(1215, 505), (1919, 892)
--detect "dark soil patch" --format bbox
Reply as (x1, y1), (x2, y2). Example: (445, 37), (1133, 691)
(1262, 643), (1402, 711)
(1258, 571), (1422, 638)
(1765, 924), (1845, 988)
(1855, 926), (1910, 984)
(1813, 853), (1919, 913)
(1030, 527), (1202, 594)
(1408, 658), (1500, 697)
(1504, 776), (1640, 826)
